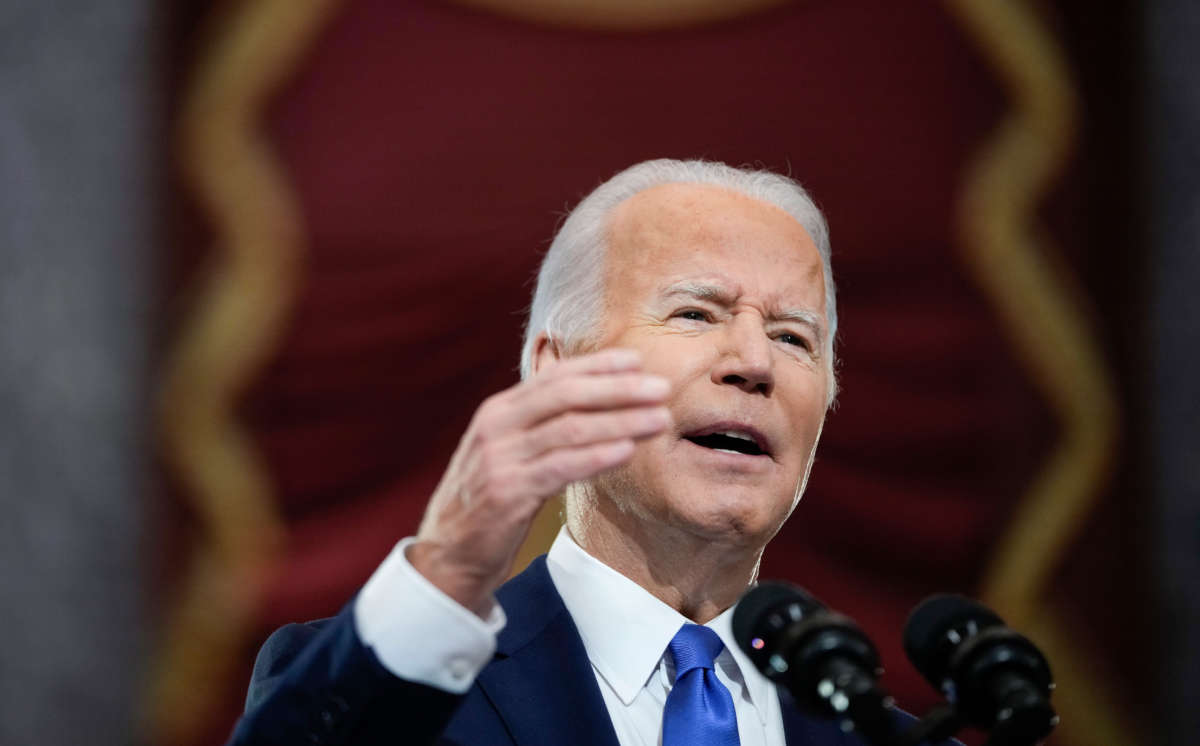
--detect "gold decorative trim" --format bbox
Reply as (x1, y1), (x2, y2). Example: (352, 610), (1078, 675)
(942, 1), (1132, 744)
(146, 2), (343, 743)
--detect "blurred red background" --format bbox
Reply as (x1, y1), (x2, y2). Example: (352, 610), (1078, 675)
(153, 2), (1148, 745)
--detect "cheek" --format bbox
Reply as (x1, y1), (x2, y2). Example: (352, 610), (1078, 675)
(792, 412), (825, 454)
(781, 388), (828, 452)
(639, 334), (717, 379)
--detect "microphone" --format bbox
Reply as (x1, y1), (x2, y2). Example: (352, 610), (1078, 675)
(903, 595), (1057, 746)
(733, 582), (897, 745)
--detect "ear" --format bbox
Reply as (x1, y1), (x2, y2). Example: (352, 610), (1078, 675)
(531, 332), (562, 377)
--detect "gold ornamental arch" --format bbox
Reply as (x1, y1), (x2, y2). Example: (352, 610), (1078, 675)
(148, 3), (1137, 746)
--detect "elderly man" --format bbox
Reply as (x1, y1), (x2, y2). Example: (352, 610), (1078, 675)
(231, 160), (941, 746)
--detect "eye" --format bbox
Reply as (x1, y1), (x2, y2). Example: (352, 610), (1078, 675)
(777, 333), (812, 350)
(675, 309), (711, 322)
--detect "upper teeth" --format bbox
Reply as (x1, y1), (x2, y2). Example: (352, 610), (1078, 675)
(718, 431), (755, 443)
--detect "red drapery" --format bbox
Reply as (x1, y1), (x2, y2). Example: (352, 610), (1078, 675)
(159, 2), (1144, 743)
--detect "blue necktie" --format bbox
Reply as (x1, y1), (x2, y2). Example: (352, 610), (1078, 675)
(663, 624), (741, 746)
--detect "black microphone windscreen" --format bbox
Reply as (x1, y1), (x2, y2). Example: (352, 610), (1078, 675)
(732, 582), (822, 654)
(902, 594), (1004, 685)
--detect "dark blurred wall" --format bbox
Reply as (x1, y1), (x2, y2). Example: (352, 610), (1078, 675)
(1147, 0), (1200, 743)
(0, 2), (153, 745)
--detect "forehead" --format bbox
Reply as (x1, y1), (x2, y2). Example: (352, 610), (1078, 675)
(606, 182), (825, 302)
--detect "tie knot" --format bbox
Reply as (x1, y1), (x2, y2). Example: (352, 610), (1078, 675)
(669, 624), (725, 680)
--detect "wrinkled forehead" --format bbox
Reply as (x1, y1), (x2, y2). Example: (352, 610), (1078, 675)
(605, 182), (825, 296)
(610, 182), (784, 239)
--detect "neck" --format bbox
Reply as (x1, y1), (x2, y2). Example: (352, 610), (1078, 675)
(565, 488), (763, 624)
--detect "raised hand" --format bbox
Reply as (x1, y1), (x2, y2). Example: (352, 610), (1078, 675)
(409, 348), (670, 615)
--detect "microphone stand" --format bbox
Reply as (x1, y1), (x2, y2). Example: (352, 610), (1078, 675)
(809, 657), (901, 746)
(895, 703), (964, 746)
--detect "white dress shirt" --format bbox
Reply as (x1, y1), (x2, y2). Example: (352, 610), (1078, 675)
(546, 527), (786, 746)
(354, 529), (786, 746)
(355, 536), (506, 693)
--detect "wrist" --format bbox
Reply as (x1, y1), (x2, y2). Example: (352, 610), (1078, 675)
(407, 540), (495, 618)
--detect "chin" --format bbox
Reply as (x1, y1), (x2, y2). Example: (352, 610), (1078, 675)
(662, 487), (786, 548)
(592, 457), (793, 548)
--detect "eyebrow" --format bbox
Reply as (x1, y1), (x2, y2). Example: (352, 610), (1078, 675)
(662, 280), (826, 347)
(663, 280), (737, 305)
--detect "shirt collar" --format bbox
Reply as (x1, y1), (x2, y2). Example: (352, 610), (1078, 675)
(545, 527), (775, 723)
(710, 601), (776, 725)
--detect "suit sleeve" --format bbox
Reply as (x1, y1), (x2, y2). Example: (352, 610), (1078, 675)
(227, 607), (465, 746)
(227, 539), (505, 746)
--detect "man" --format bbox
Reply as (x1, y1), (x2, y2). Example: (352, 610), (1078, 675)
(231, 160), (945, 745)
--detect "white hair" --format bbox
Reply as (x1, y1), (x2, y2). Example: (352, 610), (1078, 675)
(520, 158), (838, 403)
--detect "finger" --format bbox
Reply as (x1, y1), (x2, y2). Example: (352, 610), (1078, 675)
(506, 372), (670, 429)
(519, 406), (670, 460)
(534, 347), (644, 380)
(521, 438), (636, 498)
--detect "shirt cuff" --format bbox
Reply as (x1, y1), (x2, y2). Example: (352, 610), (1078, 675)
(353, 537), (506, 694)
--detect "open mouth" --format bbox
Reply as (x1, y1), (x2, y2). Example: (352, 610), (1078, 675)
(684, 431), (768, 457)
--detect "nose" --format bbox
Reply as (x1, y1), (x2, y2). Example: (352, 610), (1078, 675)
(711, 314), (774, 395)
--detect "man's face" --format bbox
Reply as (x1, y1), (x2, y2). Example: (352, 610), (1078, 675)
(589, 182), (831, 549)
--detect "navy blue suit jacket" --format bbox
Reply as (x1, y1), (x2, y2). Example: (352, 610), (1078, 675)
(230, 556), (953, 745)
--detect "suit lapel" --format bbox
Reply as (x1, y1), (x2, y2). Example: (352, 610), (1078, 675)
(476, 557), (620, 746)
(780, 688), (817, 746)
(779, 687), (858, 746)
(779, 687), (922, 746)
